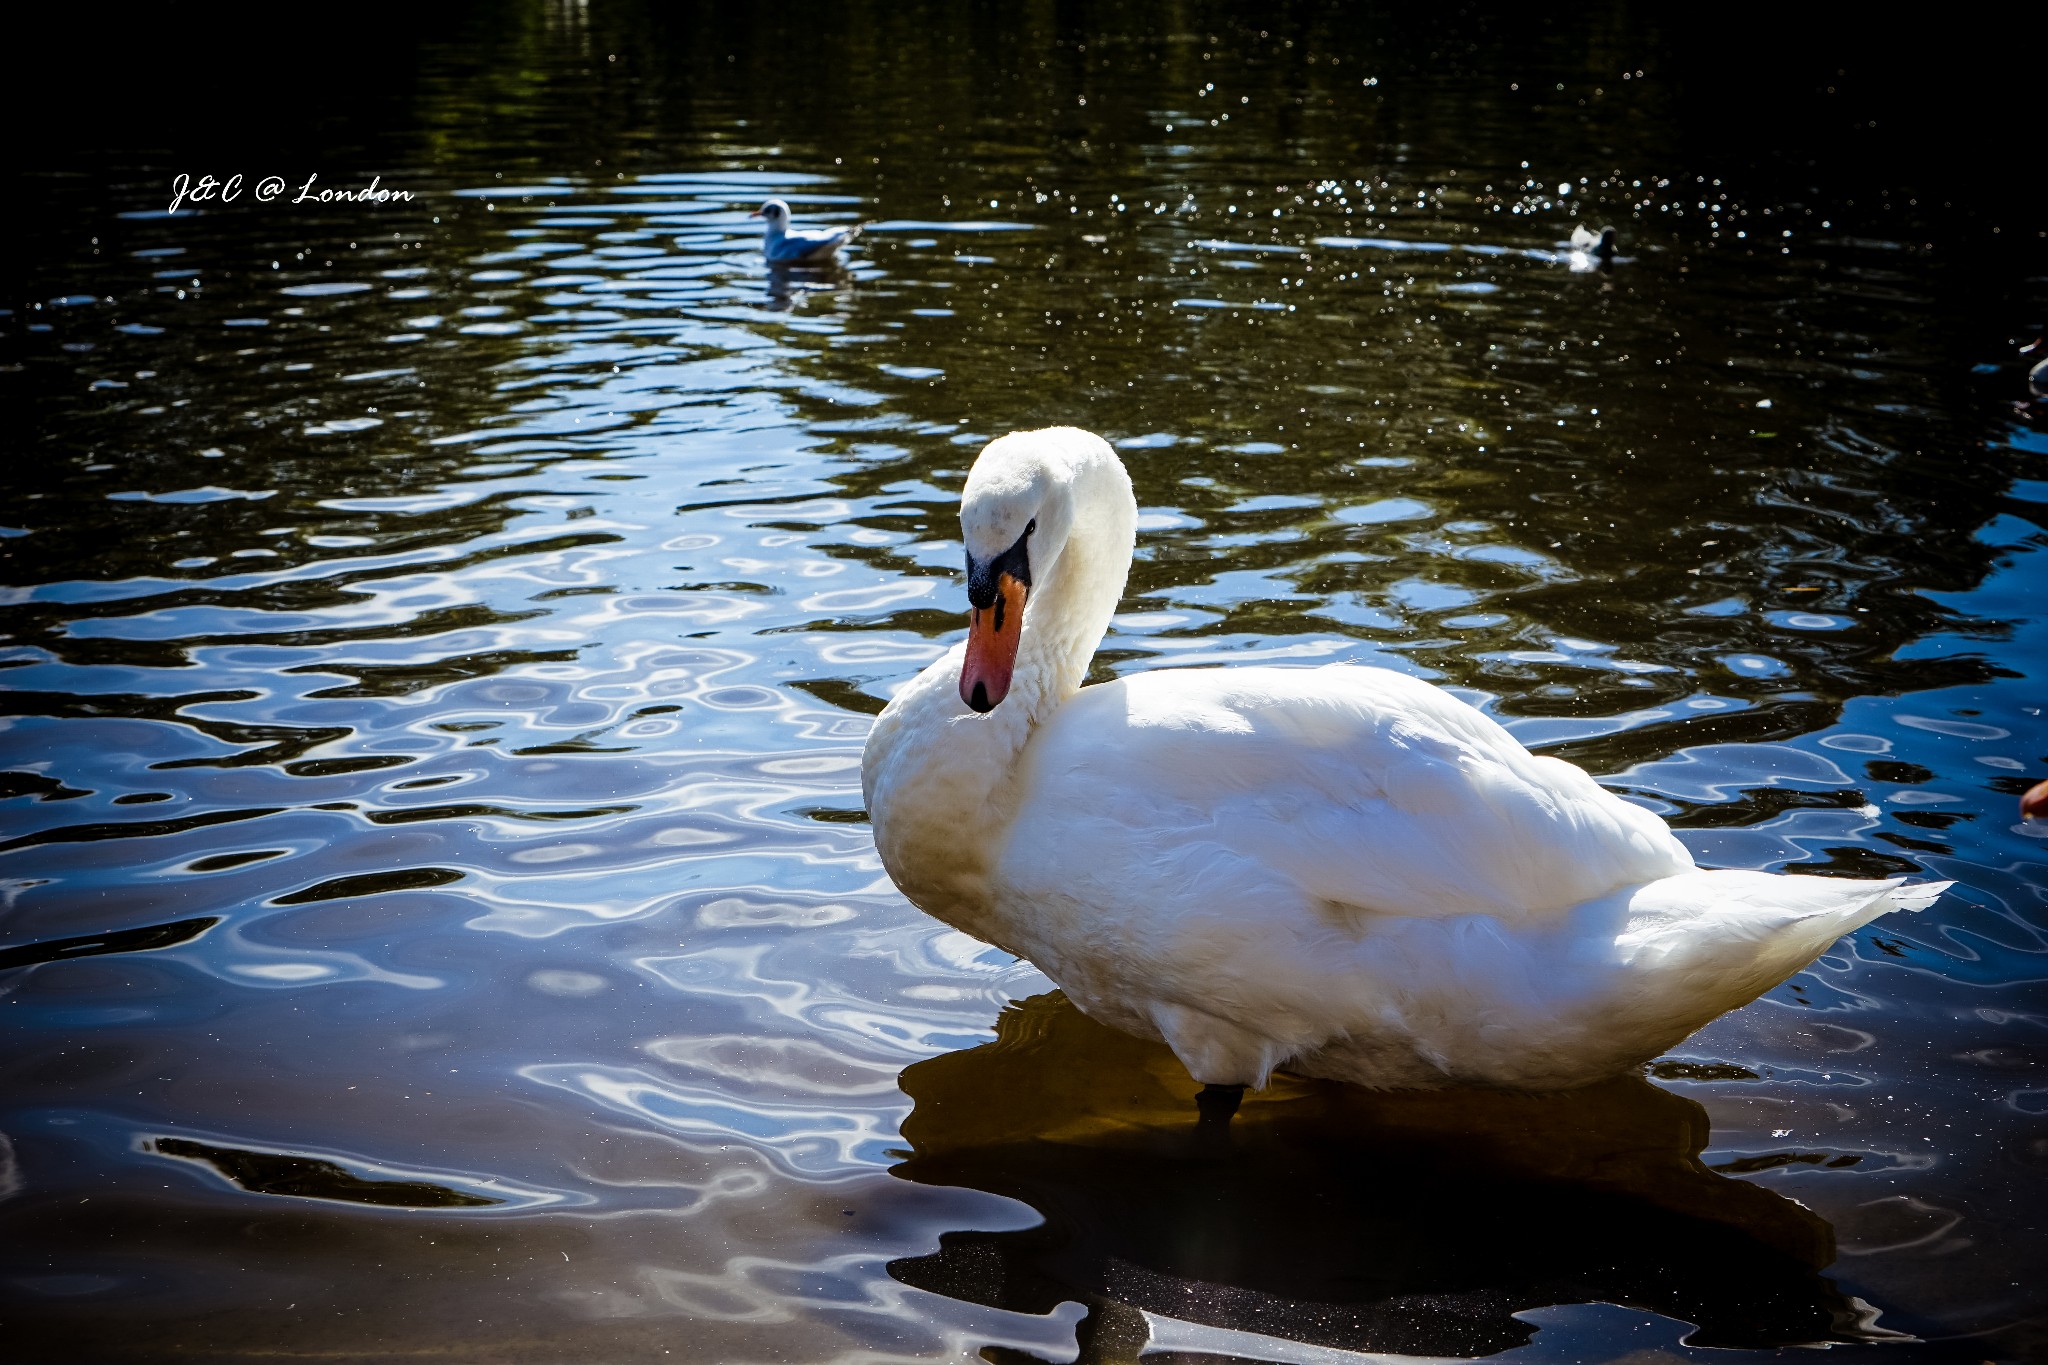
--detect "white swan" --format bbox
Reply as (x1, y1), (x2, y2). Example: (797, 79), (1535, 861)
(861, 428), (1946, 1092)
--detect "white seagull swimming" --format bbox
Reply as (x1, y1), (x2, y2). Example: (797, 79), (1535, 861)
(1566, 223), (1621, 272)
(753, 198), (862, 264)
(862, 427), (1947, 1097)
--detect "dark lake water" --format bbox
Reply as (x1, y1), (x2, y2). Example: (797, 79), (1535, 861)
(4, 5), (2044, 1362)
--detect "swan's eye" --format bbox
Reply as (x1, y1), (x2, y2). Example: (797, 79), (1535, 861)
(1026, 518), (1037, 535)
(965, 522), (1034, 608)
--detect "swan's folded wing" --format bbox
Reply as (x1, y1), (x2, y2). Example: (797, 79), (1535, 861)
(1016, 664), (1694, 924)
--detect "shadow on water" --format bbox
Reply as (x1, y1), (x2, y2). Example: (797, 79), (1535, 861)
(891, 994), (1896, 1360)
(0, 917), (218, 970)
(147, 1136), (499, 1209)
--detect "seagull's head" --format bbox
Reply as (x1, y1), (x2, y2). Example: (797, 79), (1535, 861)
(752, 199), (792, 227)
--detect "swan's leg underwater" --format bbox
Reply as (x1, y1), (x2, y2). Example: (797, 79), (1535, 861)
(1195, 1082), (1246, 1126)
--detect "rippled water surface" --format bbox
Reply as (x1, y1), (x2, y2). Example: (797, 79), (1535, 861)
(5, 5), (2045, 1362)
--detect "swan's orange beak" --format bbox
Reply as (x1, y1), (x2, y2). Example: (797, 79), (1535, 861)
(961, 572), (1027, 713)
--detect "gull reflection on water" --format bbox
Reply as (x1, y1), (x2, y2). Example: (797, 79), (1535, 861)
(888, 994), (1903, 1362)
(762, 260), (852, 313)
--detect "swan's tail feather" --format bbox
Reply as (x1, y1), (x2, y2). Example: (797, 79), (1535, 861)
(1587, 872), (1950, 1064)
(1878, 878), (1950, 915)
(1617, 871), (1946, 965)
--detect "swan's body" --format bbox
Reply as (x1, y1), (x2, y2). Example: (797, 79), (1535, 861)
(862, 428), (1946, 1091)
(754, 198), (861, 264)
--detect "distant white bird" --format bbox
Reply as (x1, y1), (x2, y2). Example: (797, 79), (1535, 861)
(1564, 223), (1621, 273)
(753, 198), (862, 264)
(1569, 223), (1619, 260)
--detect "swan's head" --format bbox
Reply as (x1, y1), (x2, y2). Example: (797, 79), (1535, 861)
(752, 199), (791, 228)
(955, 428), (1118, 714)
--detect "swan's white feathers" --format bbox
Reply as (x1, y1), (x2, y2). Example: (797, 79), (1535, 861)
(860, 428), (1949, 1092)
(1010, 665), (1692, 925)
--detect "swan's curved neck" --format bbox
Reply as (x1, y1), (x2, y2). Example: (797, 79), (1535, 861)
(1001, 471), (1135, 732)
(861, 436), (1134, 934)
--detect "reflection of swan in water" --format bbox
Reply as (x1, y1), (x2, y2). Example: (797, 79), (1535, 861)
(889, 994), (1904, 1360)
